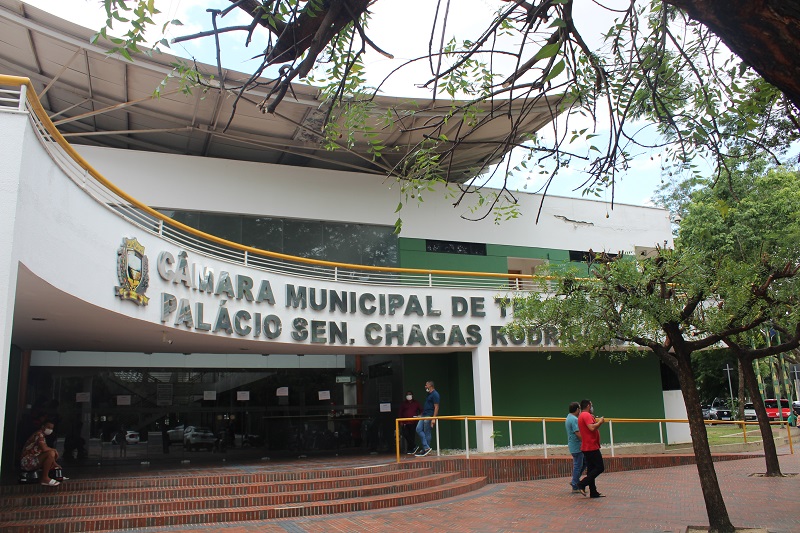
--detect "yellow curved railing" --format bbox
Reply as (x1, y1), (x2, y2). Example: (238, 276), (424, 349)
(394, 415), (795, 462)
(0, 74), (563, 289)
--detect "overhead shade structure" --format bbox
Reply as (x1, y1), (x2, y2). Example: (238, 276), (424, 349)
(0, 0), (562, 182)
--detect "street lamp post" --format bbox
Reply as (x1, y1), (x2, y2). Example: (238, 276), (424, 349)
(723, 363), (735, 410)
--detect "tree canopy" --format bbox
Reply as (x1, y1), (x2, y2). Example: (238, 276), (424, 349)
(98, 0), (800, 223)
(505, 165), (800, 531)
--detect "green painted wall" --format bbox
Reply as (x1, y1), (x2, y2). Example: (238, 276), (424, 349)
(398, 237), (576, 274)
(398, 238), (665, 451)
(402, 352), (475, 449)
(489, 351), (665, 448)
(403, 349), (664, 451)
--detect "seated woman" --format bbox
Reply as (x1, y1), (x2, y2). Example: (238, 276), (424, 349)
(20, 421), (64, 486)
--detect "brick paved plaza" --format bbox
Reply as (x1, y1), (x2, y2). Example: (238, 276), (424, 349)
(112, 447), (799, 533)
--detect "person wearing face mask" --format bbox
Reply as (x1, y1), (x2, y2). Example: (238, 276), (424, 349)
(20, 421), (65, 486)
(398, 390), (422, 455)
(415, 381), (440, 457)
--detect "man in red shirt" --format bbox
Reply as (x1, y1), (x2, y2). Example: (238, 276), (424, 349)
(577, 399), (606, 498)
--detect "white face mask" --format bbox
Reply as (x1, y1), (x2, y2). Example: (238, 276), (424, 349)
(406, 395), (413, 401)
(43, 428), (53, 435)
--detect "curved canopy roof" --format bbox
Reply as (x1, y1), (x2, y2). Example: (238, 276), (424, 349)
(0, 0), (561, 181)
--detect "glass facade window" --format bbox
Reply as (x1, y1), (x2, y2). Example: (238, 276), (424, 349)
(569, 250), (621, 263)
(23, 359), (406, 463)
(241, 216), (283, 251)
(157, 209), (397, 267)
(425, 239), (487, 256)
(284, 219), (324, 258)
(199, 213), (243, 244)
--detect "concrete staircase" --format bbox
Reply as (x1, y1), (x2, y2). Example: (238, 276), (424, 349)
(0, 462), (487, 532)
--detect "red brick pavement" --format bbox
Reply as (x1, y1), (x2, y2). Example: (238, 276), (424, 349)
(109, 449), (800, 533)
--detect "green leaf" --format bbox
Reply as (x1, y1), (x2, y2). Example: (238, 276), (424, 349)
(544, 59), (566, 83)
(534, 43), (561, 61)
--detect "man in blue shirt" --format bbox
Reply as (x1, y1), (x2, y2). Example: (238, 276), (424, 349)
(415, 381), (440, 456)
(565, 401), (584, 493)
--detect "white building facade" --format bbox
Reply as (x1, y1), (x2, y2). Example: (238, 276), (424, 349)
(0, 2), (675, 480)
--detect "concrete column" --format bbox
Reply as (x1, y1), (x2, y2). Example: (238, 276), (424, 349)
(471, 344), (494, 453)
(0, 109), (28, 476)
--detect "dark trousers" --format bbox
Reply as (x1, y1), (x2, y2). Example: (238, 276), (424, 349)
(579, 449), (605, 496)
(402, 423), (417, 452)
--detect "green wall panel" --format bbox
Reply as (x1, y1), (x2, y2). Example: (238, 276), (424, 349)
(399, 238), (581, 274)
(485, 244), (567, 262)
(402, 350), (664, 452)
(400, 251), (507, 273)
(489, 351), (665, 448)
(401, 352), (475, 449)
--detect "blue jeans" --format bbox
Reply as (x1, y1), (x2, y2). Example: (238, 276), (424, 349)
(416, 419), (432, 450)
(570, 452), (584, 489)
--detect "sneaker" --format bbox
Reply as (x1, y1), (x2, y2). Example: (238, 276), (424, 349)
(415, 447), (432, 457)
(407, 446), (419, 455)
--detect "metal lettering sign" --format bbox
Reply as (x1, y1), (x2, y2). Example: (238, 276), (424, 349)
(115, 237), (150, 305)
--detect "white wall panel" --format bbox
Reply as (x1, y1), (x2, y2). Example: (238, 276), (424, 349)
(77, 146), (672, 254)
(663, 390), (691, 444)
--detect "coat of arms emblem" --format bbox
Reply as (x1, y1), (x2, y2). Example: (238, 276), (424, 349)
(115, 237), (150, 305)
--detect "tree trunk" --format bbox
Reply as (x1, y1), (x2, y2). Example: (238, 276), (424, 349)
(675, 350), (735, 533)
(739, 356), (783, 476)
(666, 0), (800, 110)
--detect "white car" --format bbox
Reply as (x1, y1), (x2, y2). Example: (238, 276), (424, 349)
(183, 426), (216, 451)
(112, 430), (140, 445)
(743, 403), (756, 421)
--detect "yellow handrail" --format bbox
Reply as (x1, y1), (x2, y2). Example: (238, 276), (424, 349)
(0, 74), (566, 284)
(394, 415), (796, 463)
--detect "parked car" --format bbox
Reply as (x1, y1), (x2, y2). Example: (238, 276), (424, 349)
(111, 430), (140, 445)
(167, 425), (185, 443)
(743, 403), (757, 421)
(763, 398), (792, 421)
(793, 400), (800, 416)
(184, 426), (216, 450)
(702, 405), (712, 420)
(708, 398), (732, 420)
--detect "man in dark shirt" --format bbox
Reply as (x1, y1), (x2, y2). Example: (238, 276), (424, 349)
(398, 390), (422, 454)
(415, 381), (439, 457)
